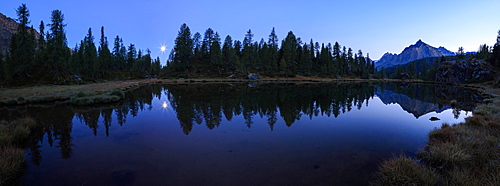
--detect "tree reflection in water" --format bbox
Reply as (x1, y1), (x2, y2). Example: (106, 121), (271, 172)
(0, 82), (483, 164)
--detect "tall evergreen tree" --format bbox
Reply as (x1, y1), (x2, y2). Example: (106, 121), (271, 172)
(142, 49), (152, 72)
(281, 31), (298, 75)
(172, 23), (193, 73)
(222, 35), (236, 73)
(201, 28), (215, 60)
(267, 27), (279, 72)
(46, 9), (69, 75)
(127, 43), (137, 70)
(241, 29), (254, 72)
(35, 20), (47, 69)
(112, 35), (125, 71)
(192, 32), (202, 62)
(490, 30), (500, 68)
(81, 28), (98, 78)
(6, 4), (36, 81)
(151, 56), (161, 76)
(457, 46), (465, 60)
(210, 33), (222, 74)
(98, 26), (112, 75)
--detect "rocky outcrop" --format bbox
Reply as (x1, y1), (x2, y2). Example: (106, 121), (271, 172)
(376, 40), (454, 69)
(435, 60), (494, 83)
(0, 12), (40, 54)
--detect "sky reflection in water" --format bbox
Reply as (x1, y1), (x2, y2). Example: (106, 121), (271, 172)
(19, 83), (477, 185)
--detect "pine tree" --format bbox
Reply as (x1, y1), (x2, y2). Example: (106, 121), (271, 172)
(192, 32), (202, 64)
(172, 23), (193, 73)
(6, 4), (36, 81)
(81, 28), (98, 78)
(281, 31), (298, 75)
(210, 33), (222, 74)
(98, 26), (112, 76)
(457, 47), (465, 60)
(127, 43), (137, 70)
(332, 42), (341, 76)
(241, 29), (254, 73)
(142, 49), (152, 72)
(222, 35), (236, 73)
(35, 20), (47, 70)
(201, 28), (215, 60)
(267, 28), (279, 72)
(151, 56), (161, 76)
(490, 30), (500, 68)
(69, 43), (82, 74)
(46, 9), (69, 75)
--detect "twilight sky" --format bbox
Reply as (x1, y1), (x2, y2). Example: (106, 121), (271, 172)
(1, 0), (499, 64)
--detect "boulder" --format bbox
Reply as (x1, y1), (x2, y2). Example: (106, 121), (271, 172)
(247, 73), (259, 80)
(435, 60), (494, 83)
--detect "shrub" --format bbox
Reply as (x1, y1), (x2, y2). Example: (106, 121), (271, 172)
(109, 89), (125, 99)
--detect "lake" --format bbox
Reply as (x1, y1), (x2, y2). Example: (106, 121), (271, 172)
(0, 82), (482, 185)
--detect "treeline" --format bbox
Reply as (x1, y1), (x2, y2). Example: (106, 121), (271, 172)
(166, 24), (375, 78)
(0, 4), (161, 85)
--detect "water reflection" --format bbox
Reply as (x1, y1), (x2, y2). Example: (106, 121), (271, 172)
(0, 82), (483, 167)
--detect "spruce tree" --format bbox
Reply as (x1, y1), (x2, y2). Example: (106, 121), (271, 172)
(222, 35), (236, 73)
(81, 28), (98, 78)
(98, 26), (112, 75)
(112, 35), (126, 71)
(490, 30), (500, 68)
(127, 43), (137, 70)
(172, 23), (193, 73)
(151, 57), (161, 76)
(35, 20), (47, 70)
(210, 34), (222, 74)
(457, 47), (465, 60)
(267, 27), (279, 72)
(6, 4), (36, 81)
(46, 9), (69, 75)
(281, 31), (298, 75)
(192, 32), (202, 64)
(241, 29), (254, 73)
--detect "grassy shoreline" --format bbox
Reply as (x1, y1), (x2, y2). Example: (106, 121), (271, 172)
(374, 83), (500, 185)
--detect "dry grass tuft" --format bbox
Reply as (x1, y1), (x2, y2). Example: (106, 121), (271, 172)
(0, 146), (25, 185)
(373, 155), (438, 186)
(0, 117), (36, 185)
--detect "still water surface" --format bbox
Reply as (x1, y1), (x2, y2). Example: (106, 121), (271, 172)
(1, 82), (482, 185)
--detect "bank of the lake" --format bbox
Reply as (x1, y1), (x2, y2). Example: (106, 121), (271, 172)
(375, 83), (500, 185)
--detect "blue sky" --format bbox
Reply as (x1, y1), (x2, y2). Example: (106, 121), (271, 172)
(1, 0), (499, 64)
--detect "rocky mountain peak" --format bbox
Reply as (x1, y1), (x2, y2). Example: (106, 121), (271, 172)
(414, 39), (425, 46)
(375, 40), (454, 69)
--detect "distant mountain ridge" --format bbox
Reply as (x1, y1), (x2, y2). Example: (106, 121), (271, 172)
(376, 40), (454, 69)
(0, 12), (40, 54)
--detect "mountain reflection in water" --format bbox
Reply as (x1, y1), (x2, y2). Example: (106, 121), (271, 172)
(0, 82), (483, 185)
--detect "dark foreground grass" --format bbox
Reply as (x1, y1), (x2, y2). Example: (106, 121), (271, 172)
(0, 117), (36, 185)
(374, 99), (500, 185)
